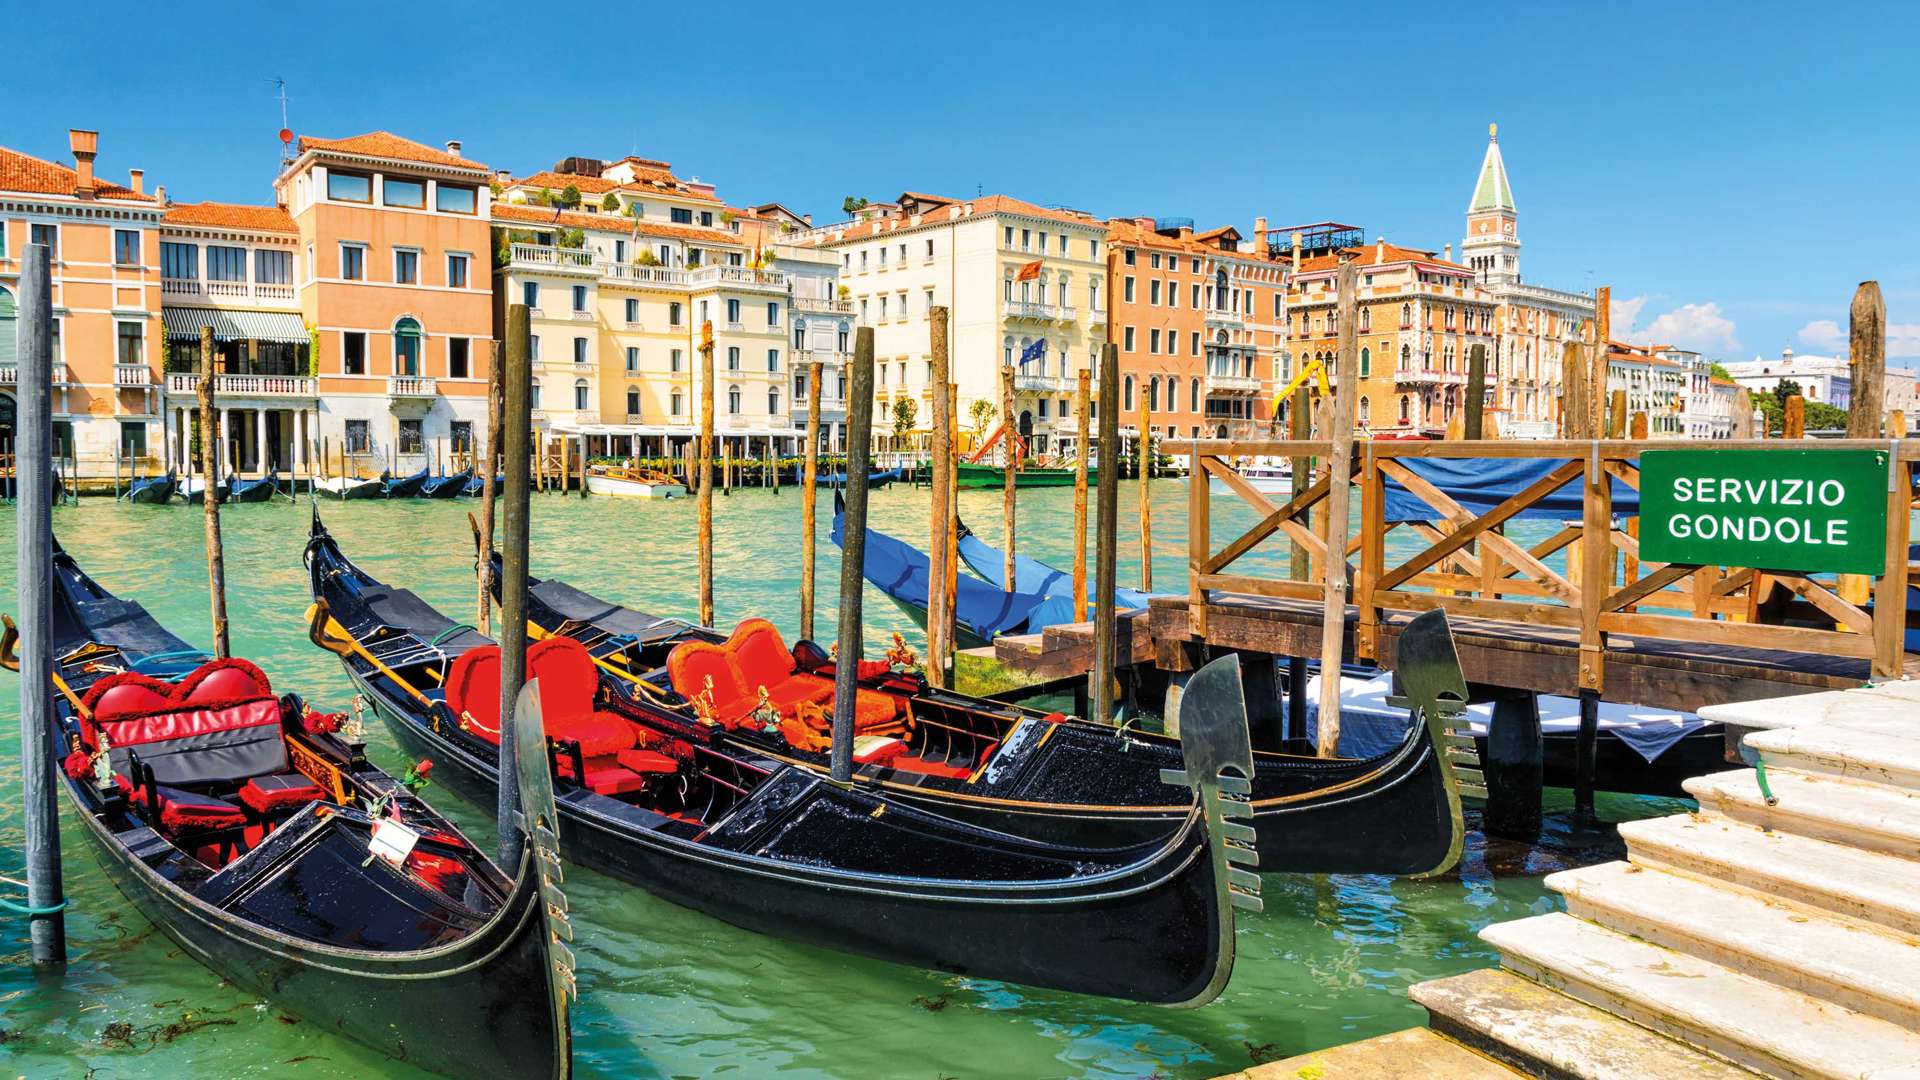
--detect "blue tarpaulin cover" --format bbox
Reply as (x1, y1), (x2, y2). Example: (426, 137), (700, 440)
(956, 525), (1167, 631)
(832, 513), (1048, 640)
(1381, 456), (1640, 523)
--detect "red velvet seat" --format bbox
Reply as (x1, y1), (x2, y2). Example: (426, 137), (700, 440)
(666, 619), (902, 734)
(445, 642), (634, 758)
(239, 773), (326, 815)
(152, 785), (249, 832)
(617, 748), (681, 774)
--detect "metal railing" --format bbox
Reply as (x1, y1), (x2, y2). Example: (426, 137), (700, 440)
(1004, 300), (1060, 321)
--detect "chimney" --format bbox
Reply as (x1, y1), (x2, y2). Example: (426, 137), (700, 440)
(154, 184), (168, 206)
(69, 129), (99, 198)
(802, 214), (812, 226)
(1254, 216), (1267, 247)
(445, 139), (462, 158)
(1178, 225), (1192, 240)
(128, 168), (144, 195)
(1375, 236), (1386, 262)
(1443, 242), (1452, 262)
(1290, 230), (1302, 272)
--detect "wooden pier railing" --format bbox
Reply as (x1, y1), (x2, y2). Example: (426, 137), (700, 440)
(1186, 438), (1917, 691)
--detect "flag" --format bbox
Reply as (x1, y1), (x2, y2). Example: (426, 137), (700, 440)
(1015, 259), (1042, 281)
(1018, 339), (1046, 367)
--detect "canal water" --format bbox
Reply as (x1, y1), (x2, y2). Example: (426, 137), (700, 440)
(0, 483), (1678, 1078)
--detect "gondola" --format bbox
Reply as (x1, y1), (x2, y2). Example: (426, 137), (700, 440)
(316, 474), (387, 500)
(822, 466), (900, 488)
(306, 519), (1258, 1005)
(383, 468), (431, 498)
(955, 461), (1091, 488)
(1, 541), (572, 1078)
(226, 473), (280, 503)
(122, 471), (178, 504)
(421, 469), (474, 499)
(183, 477), (227, 504)
(476, 544), (1476, 878)
(463, 473), (503, 498)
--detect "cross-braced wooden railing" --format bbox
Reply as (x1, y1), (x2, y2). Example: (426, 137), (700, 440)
(1186, 438), (1917, 687)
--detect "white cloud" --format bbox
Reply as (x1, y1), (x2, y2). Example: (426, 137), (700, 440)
(1798, 319), (1845, 352)
(1640, 302), (1740, 353)
(1890, 323), (1920, 359)
(1610, 294), (1649, 336)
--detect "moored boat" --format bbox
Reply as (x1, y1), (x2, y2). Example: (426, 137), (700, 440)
(182, 477), (227, 504)
(315, 474), (387, 500)
(308, 520), (1258, 1005)
(956, 461), (1094, 488)
(584, 464), (681, 499)
(383, 468), (431, 498)
(122, 471), (178, 504)
(463, 473), (503, 497)
(2, 543), (572, 1079)
(421, 469), (474, 499)
(226, 473), (280, 503)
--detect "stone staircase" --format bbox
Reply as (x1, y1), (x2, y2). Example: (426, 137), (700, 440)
(1413, 682), (1920, 1080)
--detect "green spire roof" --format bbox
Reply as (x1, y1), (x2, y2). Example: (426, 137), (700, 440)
(1469, 123), (1514, 213)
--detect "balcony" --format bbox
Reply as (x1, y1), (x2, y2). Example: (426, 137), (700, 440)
(570, 310), (594, 322)
(1004, 300), (1061, 323)
(1087, 304), (1107, 327)
(625, 412), (645, 425)
(1394, 368), (1466, 387)
(1204, 308), (1246, 330)
(604, 262), (690, 287)
(1203, 372), (1262, 395)
(688, 265), (790, 292)
(161, 278), (299, 308)
(794, 348), (848, 368)
(0, 363), (13, 385)
(114, 364), (153, 387)
(1015, 373), (1071, 393)
(723, 321), (746, 333)
(387, 376), (438, 398)
(508, 243), (598, 275)
(574, 410), (598, 426)
(165, 372), (317, 398)
(794, 296), (854, 316)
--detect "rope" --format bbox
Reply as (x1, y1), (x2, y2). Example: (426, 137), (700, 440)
(0, 895), (68, 916)
(1753, 754), (1778, 806)
(429, 625), (476, 647)
(130, 649), (212, 674)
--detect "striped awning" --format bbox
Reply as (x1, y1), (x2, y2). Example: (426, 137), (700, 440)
(162, 307), (309, 344)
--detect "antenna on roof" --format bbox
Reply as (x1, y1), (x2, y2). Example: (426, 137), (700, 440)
(271, 77), (292, 163)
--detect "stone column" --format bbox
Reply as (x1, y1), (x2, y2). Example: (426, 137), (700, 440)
(255, 408), (268, 475)
(219, 407), (233, 475)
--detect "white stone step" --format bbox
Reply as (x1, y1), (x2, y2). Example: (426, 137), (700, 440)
(1483, 912), (1920, 1080)
(1685, 768), (1920, 861)
(1703, 684), (1920, 737)
(1548, 860), (1920, 1031)
(1746, 722), (1920, 792)
(1412, 967), (1759, 1080)
(1621, 813), (1920, 938)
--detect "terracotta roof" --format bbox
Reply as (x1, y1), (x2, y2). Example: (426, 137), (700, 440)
(163, 201), (295, 234)
(297, 131), (486, 172)
(1107, 218), (1257, 261)
(506, 168), (722, 205)
(818, 193), (1105, 243)
(0, 145), (155, 202)
(1296, 242), (1471, 273)
(491, 202), (745, 247)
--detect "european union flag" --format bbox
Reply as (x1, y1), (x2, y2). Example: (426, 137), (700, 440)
(1018, 339), (1046, 366)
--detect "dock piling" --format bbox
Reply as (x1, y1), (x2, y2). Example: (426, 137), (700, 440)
(800, 361), (823, 642)
(1315, 254), (1361, 757)
(477, 342), (504, 634)
(1091, 343), (1121, 724)
(830, 329), (877, 782)
(15, 243), (66, 968)
(927, 308), (952, 688)
(1137, 396), (1152, 592)
(1483, 691), (1544, 841)
(1464, 344), (1487, 440)
(698, 322), (716, 626)
(497, 304), (534, 869)
(1000, 363), (1017, 593)
(1073, 368), (1090, 623)
(198, 326), (230, 659)
(1847, 281), (1886, 439)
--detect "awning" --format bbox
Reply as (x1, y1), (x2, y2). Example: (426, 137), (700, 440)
(162, 308), (309, 344)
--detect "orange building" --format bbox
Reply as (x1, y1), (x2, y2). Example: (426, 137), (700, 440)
(1106, 218), (1284, 442)
(274, 132), (495, 473)
(0, 130), (163, 472)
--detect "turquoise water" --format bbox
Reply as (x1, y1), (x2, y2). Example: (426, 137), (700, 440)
(0, 486), (1674, 1078)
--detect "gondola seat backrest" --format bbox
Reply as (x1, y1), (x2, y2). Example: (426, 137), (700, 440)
(445, 641), (634, 758)
(82, 658), (287, 787)
(666, 619), (900, 733)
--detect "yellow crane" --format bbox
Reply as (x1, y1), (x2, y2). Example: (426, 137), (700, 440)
(1270, 355), (1332, 416)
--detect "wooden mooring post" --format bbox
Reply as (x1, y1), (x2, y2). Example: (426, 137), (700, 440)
(1464, 344), (1487, 440)
(830, 329), (877, 782)
(198, 326), (230, 659)
(496, 304), (533, 869)
(476, 341), (504, 634)
(1137, 396), (1152, 592)
(1073, 368), (1091, 622)
(698, 321), (716, 627)
(1286, 386), (1313, 743)
(1315, 255), (1360, 757)
(1000, 363), (1017, 592)
(15, 243), (66, 966)
(1092, 343), (1121, 723)
(927, 308), (952, 688)
(800, 361), (823, 642)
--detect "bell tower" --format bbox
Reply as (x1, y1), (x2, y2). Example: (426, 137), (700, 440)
(1462, 123), (1519, 284)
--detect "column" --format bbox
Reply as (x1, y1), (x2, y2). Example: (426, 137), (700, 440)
(295, 409), (307, 474)
(219, 407), (233, 476)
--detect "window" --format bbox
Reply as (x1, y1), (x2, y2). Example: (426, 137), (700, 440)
(256, 250), (291, 285)
(1360, 347), (1371, 378)
(1166, 332), (1178, 357)
(728, 386), (741, 414)
(926, 238), (935, 259)
(1150, 280), (1161, 305)
(530, 378), (541, 407)
(767, 301), (780, 327)
(727, 346), (740, 371)
(523, 281), (540, 309)
(1123, 249), (1136, 267)
(671, 348), (683, 373)
(669, 301), (683, 326)
(161, 242), (197, 279)
(343, 332), (367, 375)
(768, 388), (780, 414)
(1190, 378), (1201, 412)
(436, 183), (477, 214)
(1149, 329), (1161, 354)
(116, 321), (143, 365)
(30, 223), (57, 261)
(626, 389), (641, 417)
(446, 253), (469, 288)
(1123, 374), (1135, 410)
(344, 419), (370, 453)
(1191, 283), (1202, 309)
(571, 285), (588, 313)
(305, 244), (314, 281)
(393, 317), (422, 375)
(382, 177), (425, 209)
(207, 245), (247, 282)
(1123, 326), (1136, 351)
(574, 379), (589, 410)
(671, 391), (684, 415)
(1148, 376), (1160, 410)
(394, 249), (419, 284)
(1039, 398), (1050, 419)
(327, 171), (371, 202)
(700, 210), (714, 227)
(450, 421), (473, 453)
(449, 337), (471, 379)
(114, 229), (141, 265)
(399, 419), (423, 453)
(1190, 331), (1201, 355)
(1150, 253), (1161, 270)
(767, 348), (779, 372)
(340, 244), (366, 281)
(1003, 226), (1014, 247)
(670, 207), (693, 225)
(573, 337), (589, 364)
(726, 299), (740, 324)
(625, 347), (639, 372)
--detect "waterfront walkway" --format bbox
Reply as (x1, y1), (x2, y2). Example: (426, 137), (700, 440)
(1239, 678), (1920, 1078)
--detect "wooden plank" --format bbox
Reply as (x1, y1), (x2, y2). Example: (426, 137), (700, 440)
(1200, 466), (1330, 573)
(1375, 458), (1584, 598)
(1198, 573), (1326, 602)
(1776, 574), (1874, 636)
(1382, 461), (1581, 596)
(1580, 447), (1611, 691)
(1378, 590), (1585, 630)
(1187, 444), (1211, 638)
(1599, 610), (1877, 659)
(1603, 562), (1696, 613)
(1358, 449), (1384, 659)
(1873, 459), (1913, 677)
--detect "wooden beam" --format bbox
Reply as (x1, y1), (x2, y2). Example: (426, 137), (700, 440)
(1375, 458), (1584, 600)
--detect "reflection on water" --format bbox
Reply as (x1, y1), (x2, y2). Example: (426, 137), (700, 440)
(0, 486), (1675, 1078)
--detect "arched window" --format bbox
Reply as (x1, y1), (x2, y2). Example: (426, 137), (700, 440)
(573, 379), (589, 410)
(0, 287), (15, 368)
(1190, 377), (1200, 413)
(768, 388), (780, 414)
(727, 385), (741, 414)
(1400, 303), (1411, 328)
(1358, 395), (1370, 422)
(1399, 395), (1411, 423)
(530, 378), (541, 409)
(1400, 344), (1412, 370)
(393, 317), (423, 375)
(1213, 268), (1228, 309)
(1359, 347), (1371, 378)
(1359, 307), (1371, 332)
(1003, 335), (1014, 367)
(1148, 375), (1159, 411)
(1123, 374), (1135, 411)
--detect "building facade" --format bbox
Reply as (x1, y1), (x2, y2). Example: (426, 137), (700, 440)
(1105, 218), (1284, 442)
(0, 130), (163, 472)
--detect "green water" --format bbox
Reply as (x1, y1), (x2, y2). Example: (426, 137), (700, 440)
(0, 485), (1673, 1078)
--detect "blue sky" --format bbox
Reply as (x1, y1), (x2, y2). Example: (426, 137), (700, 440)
(8, 0), (1916, 363)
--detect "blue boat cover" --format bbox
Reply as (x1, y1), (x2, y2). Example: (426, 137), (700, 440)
(821, 468), (901, 485)
(832, 513), (1049, 640)
(956, 527), (1166, 627)
(1381, 456), (1640, 524)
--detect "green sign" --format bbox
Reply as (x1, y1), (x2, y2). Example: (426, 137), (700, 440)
(1639, 449), (1889, 575)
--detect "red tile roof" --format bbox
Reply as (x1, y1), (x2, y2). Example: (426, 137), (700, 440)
(1296, 242), (1470, 273)
(491, 202), (744, 247)
(297, 131), (486, 172)
(1107, 218), (1257, 262)
(819, 193), (1104, 242)
(0, 145), (154, 202)
(163, 201), (296, 233)
(508, 168), (722, 205)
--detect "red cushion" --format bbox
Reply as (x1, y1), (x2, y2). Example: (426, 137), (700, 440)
(445, 647), (504, 742)
(239, 773), (325, 815)
(550, 711), (635, 758)
(891, 755), (975, 780)
(178, 659), (274, 708)
(732, 619), (796, 689)
(90, 680), (172, 721)
(617, 748), (680, 774)
(851, 735), (906, 765)
(527, 638), (600, 722)
(155, 787), (247, 833)
(764, 674), (834, 714)
(850, 689), (900, 731)
(666, 641), (750, 715)
(579, 765), (650, 796)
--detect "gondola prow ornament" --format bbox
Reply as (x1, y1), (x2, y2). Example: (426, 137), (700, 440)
(512, 681), (579, 1020)
(1385, 608), (1481, 879)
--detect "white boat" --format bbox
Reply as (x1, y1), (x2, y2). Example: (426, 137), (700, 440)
(1208, 457), (1292, 495)
(584, 465), (682, 499)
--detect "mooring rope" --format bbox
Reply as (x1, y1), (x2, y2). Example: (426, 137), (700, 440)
(0, 895), (68, 916)
(1753, 753), (1779, 806)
